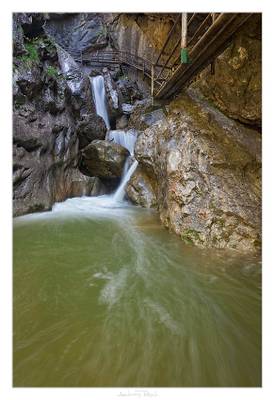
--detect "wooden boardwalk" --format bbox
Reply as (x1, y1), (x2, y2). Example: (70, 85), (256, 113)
(71, 13), (252, 100)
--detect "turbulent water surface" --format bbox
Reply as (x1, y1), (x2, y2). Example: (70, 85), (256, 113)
(13, 196), (261, 387)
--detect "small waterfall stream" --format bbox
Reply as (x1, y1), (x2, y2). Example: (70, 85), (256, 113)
(91, 76), (138, 202)
(113, 159), (138, 202)
(90, 76), (110, 130)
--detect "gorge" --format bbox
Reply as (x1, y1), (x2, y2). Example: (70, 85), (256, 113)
(13, 12), (262, 387)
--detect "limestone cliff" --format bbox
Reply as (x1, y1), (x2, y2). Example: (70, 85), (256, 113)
(126, 89), (261, 253)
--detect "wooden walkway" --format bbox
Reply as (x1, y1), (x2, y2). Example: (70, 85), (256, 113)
(74, 50), (170, 86)
(71, 13), (252, 100)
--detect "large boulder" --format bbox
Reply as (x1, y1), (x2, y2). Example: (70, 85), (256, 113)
(126, 167), (157, 208)
(127, 88), (261, 253)
(81, 140), (129, 178)
(76, 114), (106, 149)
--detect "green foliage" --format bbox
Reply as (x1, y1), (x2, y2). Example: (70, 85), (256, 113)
(18, 38), (40, 66)
(25, 42), (39, 62)
(46, 66), (59, 78)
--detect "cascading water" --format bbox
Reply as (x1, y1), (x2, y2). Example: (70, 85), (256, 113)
(107, 129), (138, 201)
(113, 158), (138, 202)
(106, 129), (137, 156)
(91, 76), (138, 202)
(90, 76), (110, 130)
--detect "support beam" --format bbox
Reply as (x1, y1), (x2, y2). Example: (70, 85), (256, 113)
(151, 64), (154, 104)
(180, 13), (189, 63)
(181, 13), (188, 48)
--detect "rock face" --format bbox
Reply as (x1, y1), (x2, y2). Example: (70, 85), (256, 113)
(192, 15), (261, 127)
(13, 14), (106, 217)
(44, 13), (108, 57)
(102, 68), (122, 120)
(126, 166), (157, 208)
(106, 13), (179, 63)
(127, 89), (261, 253)
(81, 140), (129, 178)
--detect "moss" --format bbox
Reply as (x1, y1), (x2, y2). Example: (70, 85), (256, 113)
(181, 228), (201, 245)
(17, 36), (56, 67)
(46, 66), (59, 79)
(18, 39), (40, 66)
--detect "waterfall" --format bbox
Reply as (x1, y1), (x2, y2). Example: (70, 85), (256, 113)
(106, 130), (137, 156)
(105, 129), (138, 202)
(89, 75), (137, 203)
(90, 76), (110, 129)
(113, 158), (138, 202)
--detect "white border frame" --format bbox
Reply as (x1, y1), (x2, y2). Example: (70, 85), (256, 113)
(1, 1), (273, 399)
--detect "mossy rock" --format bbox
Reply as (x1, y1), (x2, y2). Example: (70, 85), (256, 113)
(181, 228), (201, 245)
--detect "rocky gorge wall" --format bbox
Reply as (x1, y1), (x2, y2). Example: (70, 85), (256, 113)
(13, 14), (109, 216)
(12, 13), (143, 216)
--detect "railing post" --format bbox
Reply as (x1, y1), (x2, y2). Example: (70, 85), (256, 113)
(151, 64), (154, 105)
(181, 13), (189, 63)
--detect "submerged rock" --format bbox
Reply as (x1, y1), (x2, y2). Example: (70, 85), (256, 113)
(127, 88), (261, 253)
(81, 140), (129, 179)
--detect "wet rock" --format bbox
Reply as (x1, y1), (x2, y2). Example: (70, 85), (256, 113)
(116, 77), (143, 103)
(126, 168), (157, 208)
(127, 89), (261, 253)
(121, 103), (135, 115)
(57, 46), (101, 123)
(81, 140), (129, 178)
(66, 170), (106, 197)
(116, 115), (128, 129)
(102, 68), (122, 119)
(76, 114), (106, 149)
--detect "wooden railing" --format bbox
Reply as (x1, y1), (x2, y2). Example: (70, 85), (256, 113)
(73, 49), (170, 86)
(67, 13), (252, 100)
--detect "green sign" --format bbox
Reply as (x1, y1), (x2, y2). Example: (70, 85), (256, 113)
(181, 48), (190, 64)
